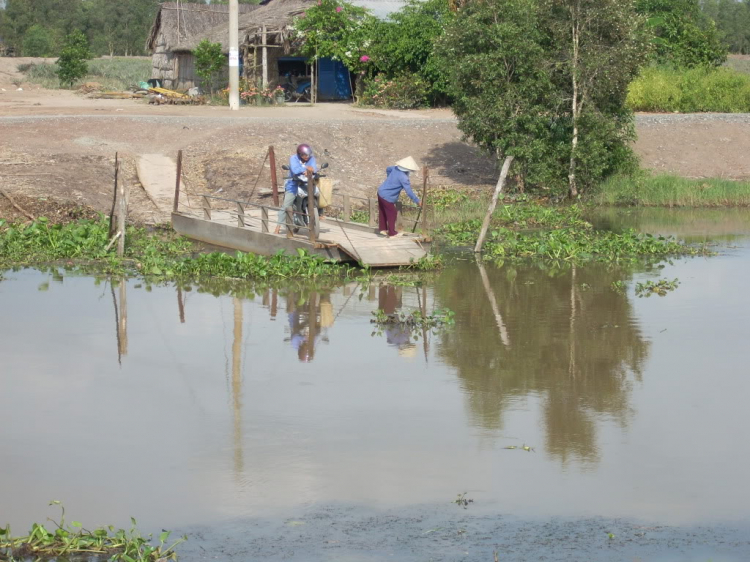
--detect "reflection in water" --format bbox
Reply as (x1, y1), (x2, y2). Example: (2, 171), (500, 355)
(231, 297), (244, 476)
(111, 278), (128, 364)
(436, 261), (650, 466)
(284, 290), (332, 362)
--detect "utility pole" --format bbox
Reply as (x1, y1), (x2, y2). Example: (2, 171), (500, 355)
(228, 0), (240, 110)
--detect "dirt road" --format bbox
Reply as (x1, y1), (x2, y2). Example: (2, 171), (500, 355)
(2, 57), (750, 223)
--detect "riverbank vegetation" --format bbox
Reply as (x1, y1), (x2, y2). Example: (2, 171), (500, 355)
(436, 202), (707, 263)
(0, 217), (355, 280)
(594, 174), (750, 207)
(0, 502), (185, 562)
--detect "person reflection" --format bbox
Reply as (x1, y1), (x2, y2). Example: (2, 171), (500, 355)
(285, 291), (332, 362)
(378, 284), (417, 356)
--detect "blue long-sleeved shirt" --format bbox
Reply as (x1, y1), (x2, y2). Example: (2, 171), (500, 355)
(377, 166), (420, 205)
(284, 154), (318, 193)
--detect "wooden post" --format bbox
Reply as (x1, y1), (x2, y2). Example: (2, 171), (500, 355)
(173, 149), (183, 213)
(237, 202), (245, 227)
(269, 145), (279, 206)
(261, 206), (269, 233)
(117, 177), (127, 257)
(343, 193), (351, 222)
(285, 208), (294, 238)
(311, 56), (316, 104)
(306, 168), (316, 242)
(203, 196), (212, 220)
(368, 197), (377, 228)
(177, 286), (185, 323)
(109, 153), (119, 238)
(412, 166), (429, 233)
(118, 280), (128, 356)
(261, 25), (268, 89)
(475, 155), (514, 253)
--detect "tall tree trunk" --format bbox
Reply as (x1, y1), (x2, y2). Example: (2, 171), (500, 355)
(568, 11), (580, 200)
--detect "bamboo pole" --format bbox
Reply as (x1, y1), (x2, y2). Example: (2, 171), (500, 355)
(173, 149), (182, 213)
(262, 26), (268, 89)
(475, 155), (513, 253)
(307, 168), (316, 242)
(269, 145), (279, 206)
(117, 174), (128, 257)
(412, 166), (429, 233)
(109, 152), (119, 237)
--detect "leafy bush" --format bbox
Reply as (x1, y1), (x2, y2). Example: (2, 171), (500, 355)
(194, 39), (226, 94)
(627, 65), (750, 112)
(56, 31), (91, 87)
(367, 0), (454, 105)
(360, 73), (428, 109)
(22, 24), (55, 57)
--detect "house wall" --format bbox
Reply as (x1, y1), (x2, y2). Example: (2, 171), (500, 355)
(243, 46), (284, 88)
(150, 30), (178, 88)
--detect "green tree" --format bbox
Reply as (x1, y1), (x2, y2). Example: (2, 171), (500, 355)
(292, 0), (377, 101)
(21, 23), (53, 56)
(369, 0), (454, 105)
(434, 0), (560, 189)
(194, 39), (225, 94)
(56, 30), (91, 87)
(637, 0), (727, 66)
(543, 0), (651, 197)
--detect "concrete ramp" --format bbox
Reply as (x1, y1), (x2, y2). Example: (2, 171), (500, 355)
(136, 154), (183, 222)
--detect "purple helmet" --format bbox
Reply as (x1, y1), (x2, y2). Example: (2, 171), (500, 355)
(296, 144), (313, 159)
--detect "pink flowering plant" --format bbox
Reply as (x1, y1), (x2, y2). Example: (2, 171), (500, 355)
(292, 0), (377, 74)
(239, 79), (285, 106)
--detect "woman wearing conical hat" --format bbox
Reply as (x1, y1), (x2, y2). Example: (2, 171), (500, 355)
(376, 156), (421, 238)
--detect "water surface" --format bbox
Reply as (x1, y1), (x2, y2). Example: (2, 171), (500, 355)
(2, 209), (750, 560)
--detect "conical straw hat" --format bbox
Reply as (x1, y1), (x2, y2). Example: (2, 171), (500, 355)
(395, 156), (420, 172)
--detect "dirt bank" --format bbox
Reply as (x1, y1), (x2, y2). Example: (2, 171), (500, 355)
(2, 57), (750, 223)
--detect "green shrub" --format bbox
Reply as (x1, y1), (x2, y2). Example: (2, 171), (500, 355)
(360, 73), (428, 109)
(22, 24), (55, 57)
(627, 65), (750, 112)
(56, 31), (92, 87)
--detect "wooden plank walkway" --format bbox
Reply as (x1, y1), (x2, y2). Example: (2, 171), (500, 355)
(176, 206), (429, 267)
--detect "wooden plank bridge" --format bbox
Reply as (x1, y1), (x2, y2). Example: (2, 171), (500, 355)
(171, 155), (432, 268)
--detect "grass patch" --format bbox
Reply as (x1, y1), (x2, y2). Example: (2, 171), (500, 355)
(436, 202), (706, 263)
(593, 173), (750, 207)
(626, 65), (750, 113)
(0, 217), (356, 280)
(21, 57), (151, 90)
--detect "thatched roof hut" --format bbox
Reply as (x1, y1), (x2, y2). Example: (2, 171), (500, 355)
(202, 0), (311, 54)
(146, 2), (260, 54)
(147, 2), (259, 90)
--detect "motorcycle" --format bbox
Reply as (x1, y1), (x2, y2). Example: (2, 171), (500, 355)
(280, 73), (312, 103)
(281, 162), (329, 237)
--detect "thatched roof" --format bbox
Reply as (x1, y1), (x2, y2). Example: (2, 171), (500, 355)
(202, 0), (312, 49)
(146, 2), (260, 53)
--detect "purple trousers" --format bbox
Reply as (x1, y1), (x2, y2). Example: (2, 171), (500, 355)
(378, 195), (398, 236)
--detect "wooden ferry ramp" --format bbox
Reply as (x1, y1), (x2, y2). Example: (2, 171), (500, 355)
(171, 192), (432, 268)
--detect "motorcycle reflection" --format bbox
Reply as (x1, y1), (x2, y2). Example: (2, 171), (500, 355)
(284, 291), (333, 362)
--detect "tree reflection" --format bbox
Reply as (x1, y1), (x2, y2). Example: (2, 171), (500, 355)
(435, 261), (649, 466)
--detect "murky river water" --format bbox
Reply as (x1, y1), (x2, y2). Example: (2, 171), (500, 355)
(2, 209), (750, 561)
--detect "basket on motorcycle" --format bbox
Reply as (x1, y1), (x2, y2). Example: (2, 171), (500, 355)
(318, 177), (333, 208)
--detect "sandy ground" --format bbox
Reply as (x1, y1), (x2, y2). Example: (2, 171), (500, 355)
(2, 56), (750, 223)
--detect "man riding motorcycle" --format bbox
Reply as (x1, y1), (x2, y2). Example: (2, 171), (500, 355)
(275, 144), (319, 235)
